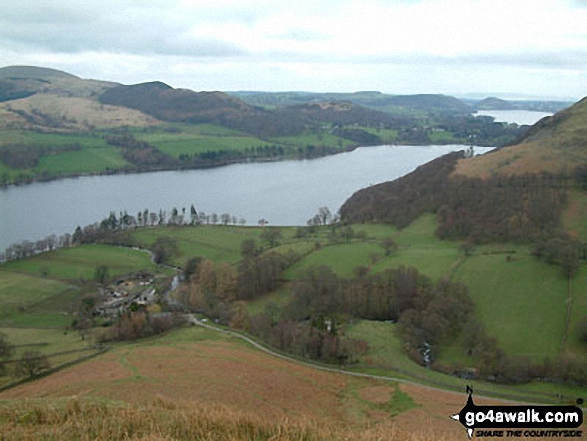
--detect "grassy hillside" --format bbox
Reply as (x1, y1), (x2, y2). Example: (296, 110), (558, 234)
(127, 221), (586, 368)
(1, 221), (586, 440)
(454, 96), (587, 178)
(0, 324), (540, 440)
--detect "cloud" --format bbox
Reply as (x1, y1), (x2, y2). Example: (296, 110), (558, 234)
(1, 0), (586, 98)
(0, 0), (246, 57)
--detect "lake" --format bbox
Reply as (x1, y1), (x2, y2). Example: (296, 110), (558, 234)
(474, 110), (553, 126)
(0, 144), (494, 251)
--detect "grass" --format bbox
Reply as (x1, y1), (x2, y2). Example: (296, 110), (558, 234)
(4, 244), (157, 282)
(562, 188), (587, 241)
(360, 127), (399, 143)
(0, 397), (456, 441)
(132, 226), (263, 266)
(428, 130), (456, 143)
(565, 266), (587, 359)
(151, 136), (273, 158)
(0, 131), (108, 149)
(453, 247), (568, 360)
(0, 325), (472, 439)
(246, 284), (292, 316)
(272, 133), (353, 148)
(371, 247), (460, 280)
(133, 124), (274, 158)
(345, 320), (411, 371)
(37, 147), (128, 174)
(285, 241), (383, 278)
(0, 326), (95, 388)
(345, 320), (587, 404)
(0, 269), (75, 327)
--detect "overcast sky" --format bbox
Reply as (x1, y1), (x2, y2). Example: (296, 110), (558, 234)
(1, 0), (587, 99)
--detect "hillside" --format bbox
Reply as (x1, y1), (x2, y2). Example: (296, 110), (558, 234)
(454, 96), (587, 178)
(475, 97), (516, 110)
(0, 66), (80, 81)
(232, 91), (474, 114)
(342, 96), (587, 242)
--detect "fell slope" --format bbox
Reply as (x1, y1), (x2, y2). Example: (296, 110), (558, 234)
(454, 96), (587, 178)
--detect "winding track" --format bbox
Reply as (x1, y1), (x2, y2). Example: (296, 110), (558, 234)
(188, 315), (552, 406)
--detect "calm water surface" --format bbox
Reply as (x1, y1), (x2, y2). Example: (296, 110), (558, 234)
(0, 144), (494, 251)
(474, 110), (553, 126)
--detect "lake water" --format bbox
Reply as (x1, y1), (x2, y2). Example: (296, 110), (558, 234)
(0, 144), (494, 251)
(474, 110), (553, 126)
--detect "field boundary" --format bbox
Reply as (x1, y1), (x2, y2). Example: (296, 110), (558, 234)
(0, 346), (110, 393)
(188, 317), (577, 406)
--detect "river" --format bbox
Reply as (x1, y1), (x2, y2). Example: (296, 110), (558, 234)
(0, 144), (494, 251)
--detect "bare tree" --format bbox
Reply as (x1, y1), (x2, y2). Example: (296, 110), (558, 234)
(15, 351), (51, 378)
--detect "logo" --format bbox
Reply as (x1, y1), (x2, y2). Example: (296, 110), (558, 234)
(451, 386), (583, 439)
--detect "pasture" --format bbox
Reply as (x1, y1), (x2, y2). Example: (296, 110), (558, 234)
(4, 244), (158, 282)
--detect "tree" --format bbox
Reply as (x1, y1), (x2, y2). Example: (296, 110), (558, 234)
(220, 213), (231, 226)
(184, 256), (203, 280)
(190, 204), (198, 225)
(578, 316), (587, 344)
(0, 333), (14, 376)
(380, 237), (399, 256)
(152, 237), (178, 264)
(241, 238), (258, 257)
(15, 351), (51, 378)
(94, 265), (109, 285)
(260, 227), (282, 248)
(318, 207), (332, 225)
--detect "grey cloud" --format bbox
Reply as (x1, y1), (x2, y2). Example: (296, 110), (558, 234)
(257, 49), (587, 71)
(0, 0), (247, 57)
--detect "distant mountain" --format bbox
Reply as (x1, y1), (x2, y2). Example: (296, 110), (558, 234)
(232, 91), (474, 114)
(99, 81), (251, 122)
(374, 94), (473, 113)
(0, 65), (116, 105)
(0, 65), (79, 81)
(99, 82), (308, 137)
(475, 97), (516, 110)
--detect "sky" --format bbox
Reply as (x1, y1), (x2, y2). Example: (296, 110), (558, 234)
(1, 0), (587, 99)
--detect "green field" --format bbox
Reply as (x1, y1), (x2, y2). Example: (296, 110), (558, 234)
(360, 127), (398, 143)
(144, 136), (273, 158)
(0, 270), (75, 327)
(565, 266), (587, 359)
(132, 226), (264, 266)
(0, 131), (108, 148)
(453, 247), (568, 360)
(428, 130), (456, 143)
(37, 146), (128, 174)
(272, 133), (354, 148)
(2, 216), (586, 405)
(4, 244), (158, 282)
(285, 241), (383, 278)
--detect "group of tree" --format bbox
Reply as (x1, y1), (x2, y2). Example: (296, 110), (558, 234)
(0, 333), (51, 379)
(100, 310), (186, 342)
(249, 315), (369, 365)
(532, 235), (586, 277)
(105, 134), (175, 168)
(185, 238), (300, 314)
(0, 143), (81, 169)
(340, 151), (569, 244)
(1, 206), (246, 264)
(2, 232), (73, 263)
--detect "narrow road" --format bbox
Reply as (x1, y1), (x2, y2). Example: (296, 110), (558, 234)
(188, 315), (550, 405)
